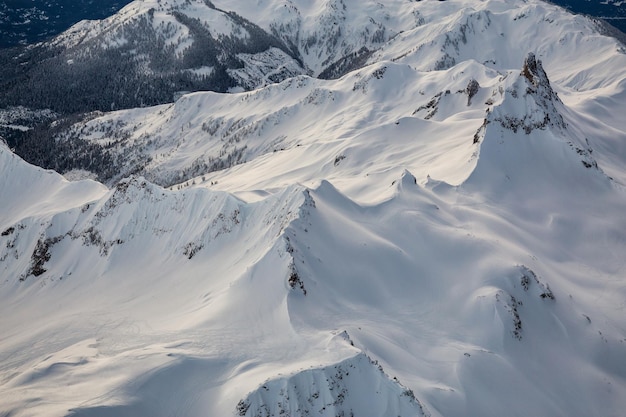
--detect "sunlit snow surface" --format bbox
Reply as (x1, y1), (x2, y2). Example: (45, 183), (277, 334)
(1, 0), (626, 416)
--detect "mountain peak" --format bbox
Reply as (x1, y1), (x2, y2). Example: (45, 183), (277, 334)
(519, 53), (564, 124)
(464, 53), (612, 198)
(485, 52), (566, 136)
(520, 52), (546, 87)
(2, 1), (626, 417)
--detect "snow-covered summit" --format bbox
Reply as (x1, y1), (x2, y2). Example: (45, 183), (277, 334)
(1, 1), (626, 417)
(11, 0), (617, 188)
(464, 52), (613, 201)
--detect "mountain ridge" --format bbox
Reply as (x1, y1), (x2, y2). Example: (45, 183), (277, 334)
(1, 1), (626, 416)
(4, 0), (626, 186)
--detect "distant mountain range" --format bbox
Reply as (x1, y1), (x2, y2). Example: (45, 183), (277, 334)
(1, 0), (624, 49)
(1, 0), (626, 184)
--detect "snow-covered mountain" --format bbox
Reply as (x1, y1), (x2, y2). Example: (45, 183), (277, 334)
(1, 0), (626, 416)
(1, 0), (623, 50)
(8, 0), (625, 186)
(7, 0), (622, 116)
(0, 0), (306, 114)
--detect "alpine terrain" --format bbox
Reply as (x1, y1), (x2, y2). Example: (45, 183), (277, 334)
(1, 0), (626, 416)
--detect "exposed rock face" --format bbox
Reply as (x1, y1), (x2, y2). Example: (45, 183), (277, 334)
(465, 78), (480, 105)
(491, 52), (566, 135)
(236, 353), (429, 417)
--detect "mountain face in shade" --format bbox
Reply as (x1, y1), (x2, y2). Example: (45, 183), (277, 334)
(1, 1), (626, 417)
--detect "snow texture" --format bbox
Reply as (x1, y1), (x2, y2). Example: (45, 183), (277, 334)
(2, 1), (626, 417)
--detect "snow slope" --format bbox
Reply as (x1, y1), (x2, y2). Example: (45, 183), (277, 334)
(1, 0), (626, 416)
(49, 0), (626, 188)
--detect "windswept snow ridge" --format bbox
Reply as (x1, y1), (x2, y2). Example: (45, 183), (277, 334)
(1, 1), (626, 417)
(236, 352), (429, 417)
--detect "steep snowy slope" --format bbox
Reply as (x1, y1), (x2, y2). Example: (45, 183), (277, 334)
(2, 120), (626, 417)
(1, 0), (626, 417)
(0, 0), (305, 114)
(56, 61), (502, 187)
(211, 0), (418, 76)
(4, 0), (626, 179)
(0, 142), (107, 226)
(50, 0), (305, 89)
(42, 0), (626, 187)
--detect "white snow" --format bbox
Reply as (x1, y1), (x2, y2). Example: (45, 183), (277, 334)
(1, 1), (626, 417)
(0, 124), (30, 131)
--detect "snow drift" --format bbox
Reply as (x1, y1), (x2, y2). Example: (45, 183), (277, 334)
(1, 1), (626, 417)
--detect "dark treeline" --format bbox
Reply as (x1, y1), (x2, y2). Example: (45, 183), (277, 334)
(3, 115), (117, 181)
(319, 47), (374, 80)
(0, 7), (300, 115)
(0, 5), (303, 183)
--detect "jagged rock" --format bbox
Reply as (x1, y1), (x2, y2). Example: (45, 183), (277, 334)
(466, 78), (480, 105)
(491, 52), (566, 134)
(236, 353), (429, 417)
